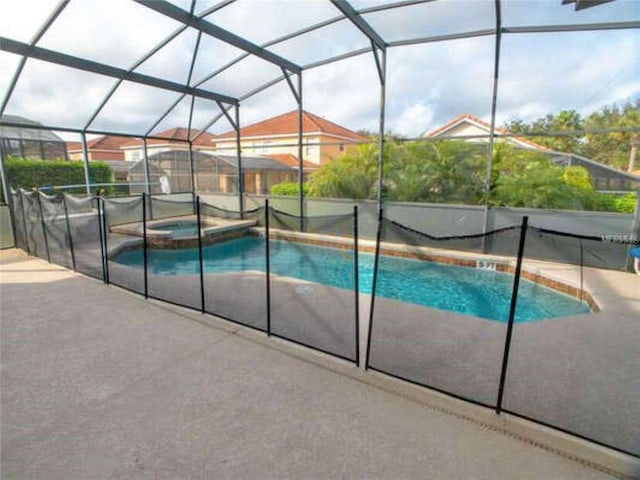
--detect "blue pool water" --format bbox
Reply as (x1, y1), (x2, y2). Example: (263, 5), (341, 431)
(114, 236), (592, 322)
(153, 222), (199, 239)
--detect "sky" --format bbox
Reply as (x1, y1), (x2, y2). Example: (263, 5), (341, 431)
(0, 0), (638, 141)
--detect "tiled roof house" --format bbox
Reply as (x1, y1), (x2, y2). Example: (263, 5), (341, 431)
(215, 110), (367, 166)
(67, 135), (131, 161)
(119, 128), (218, 162)
(423, 113), (550, 150)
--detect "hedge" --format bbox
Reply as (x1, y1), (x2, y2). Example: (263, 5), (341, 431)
(5, 157), (113, 196)
(270, 181), (309, 196)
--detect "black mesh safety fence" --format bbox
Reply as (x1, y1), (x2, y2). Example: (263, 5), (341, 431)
(503, 227), (640, 457)
(10, 190), (28, 252)
(21, 190), (49, 261)
(39, 192), (73, 269)
(144, 195), (201, 310)
(149, 194), (195, 221)
(367, 213), (522, 407)
(267, 207), (358, 363)
(199, 202), (257, 221)
(199, 200), (268, 331)
(103, 196), (145, 294)
(64, 193), (104, 280)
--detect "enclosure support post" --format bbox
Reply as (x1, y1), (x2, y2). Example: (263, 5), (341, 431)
(282, 68), (305, 230)
(265, 199), (271, 336)
(196, 196), (206, 314)
(297, 74), (304, 232)
(0, 142), (17, 248)
(80, 132), (92, 195)
(0, 142), (10, 206)
(365, 207), (384, 370)
(188, 141), (196, 214)
(36, 192), (51, 263)
(375, 49), (387, 209)
(482, 0), (503, 251)
(354, 205), (360, 366)
(142, 138), (151, 196)
(235, 105), (244, 219)
(142, 193), (148, 299)
(496, 215), (528, 414)
(143, 137), (153, 220)
(62, 194), (76, 271)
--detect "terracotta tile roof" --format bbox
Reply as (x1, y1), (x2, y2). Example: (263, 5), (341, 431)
(216, 110), (367, 141)
(264, 153), (317, 170)
(89, 135), (131, 150)
(66, 135), (133, 152)
(66, 141), (82, 151)
(120, 128), (217, 147)
(424, 113), (550, 151)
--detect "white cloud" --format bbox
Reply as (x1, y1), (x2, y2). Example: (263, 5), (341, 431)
(388, 102), (435, 137)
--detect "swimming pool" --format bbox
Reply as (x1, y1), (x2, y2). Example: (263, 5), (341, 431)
(114, 236), (591, 322)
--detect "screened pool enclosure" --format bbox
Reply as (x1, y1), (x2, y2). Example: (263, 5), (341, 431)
(1, 0), (639, 460)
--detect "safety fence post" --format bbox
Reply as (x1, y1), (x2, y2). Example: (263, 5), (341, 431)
(265, 199), (271, 336)
(36, 192), (51, 263)
(98, 196), (110, 284)
(18, 190), (30, 255)
(61, 194), (76, 271)
(142, 192), (148, 299)
(354, 205), (360, 367)
(496, 215), (528, 414)
(365, 207), (384, 370)
(196, 196), (205, 313)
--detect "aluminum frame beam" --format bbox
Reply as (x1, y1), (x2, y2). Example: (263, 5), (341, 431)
(503, 21), (640, 33)
(330, 0), (388, 50)
(0, 37), (238, 105)
(133, 0), (301, 74)
(482, 0), (503, 243)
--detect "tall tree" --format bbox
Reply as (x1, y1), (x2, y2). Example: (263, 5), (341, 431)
(504, 109), (586, 155)
(584, 99), (640, 170)
(503, 100), (640, 170)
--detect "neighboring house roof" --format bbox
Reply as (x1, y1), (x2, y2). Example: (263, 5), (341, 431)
(120, 128), (217, 148)
(216, 110), (367, 142)
(67, 135), (131, 153)
(215, 154), (295, 171)
(264, 153), (317, 170)
(0, 114), (65, 142)
(424, 113), (551, 151)
(551, 152), (640, 182)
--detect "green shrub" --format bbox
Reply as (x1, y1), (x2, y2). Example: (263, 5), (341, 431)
(597, 192), (637, 213)
(270, 181), (309, 196)
(5, 157), (113, 195)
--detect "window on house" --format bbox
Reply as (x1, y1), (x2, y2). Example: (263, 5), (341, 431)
(339, 143), (345, 152)
(305, 140), (317, 156)
(254, 141), (272, 154)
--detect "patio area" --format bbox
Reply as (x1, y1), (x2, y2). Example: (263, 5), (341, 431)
(1, 248), (633, 479)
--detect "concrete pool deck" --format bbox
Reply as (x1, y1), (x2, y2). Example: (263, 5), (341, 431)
(2, 249), (639, 479)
